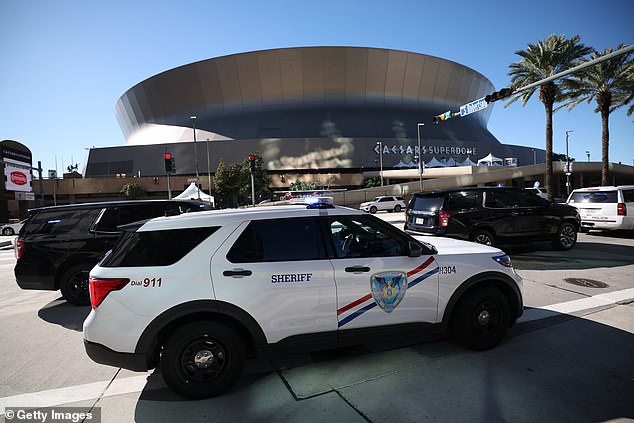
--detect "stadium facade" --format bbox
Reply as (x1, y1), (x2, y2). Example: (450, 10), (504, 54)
(85, 46), (544, 179)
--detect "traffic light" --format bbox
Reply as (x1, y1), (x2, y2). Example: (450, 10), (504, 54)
(248, 154), (256, 173)
(485, 87), (512, 103)
(432, 110), (454, 124)
(164, 153), (174, 173)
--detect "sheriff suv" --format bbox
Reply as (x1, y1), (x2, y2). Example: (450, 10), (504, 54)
(84, 202), (523, 399)
(15, 200), (210, 305)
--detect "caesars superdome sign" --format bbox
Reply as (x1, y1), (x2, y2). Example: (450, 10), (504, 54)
(1, 140), (33, 194)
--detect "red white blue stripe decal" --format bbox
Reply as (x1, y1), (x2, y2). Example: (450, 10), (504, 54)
(337, 257), (438, 328)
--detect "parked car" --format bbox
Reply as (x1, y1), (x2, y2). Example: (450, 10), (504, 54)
(404, 187), (580, 250)
(360, 196), (406, 213)
(0, 219), (26, 236)
(83, 201), (523, 399)
(566, 185), (634, 231)
(14, 200), (210, 305)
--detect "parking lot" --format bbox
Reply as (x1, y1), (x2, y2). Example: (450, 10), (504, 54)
(1, 218), (633, 423)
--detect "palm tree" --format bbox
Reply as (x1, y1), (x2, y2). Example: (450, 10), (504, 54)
(559, 45), (634, 186)
(506, 35), (592, 200)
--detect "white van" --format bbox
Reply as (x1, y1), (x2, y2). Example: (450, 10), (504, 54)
(566, 185), (634, 231)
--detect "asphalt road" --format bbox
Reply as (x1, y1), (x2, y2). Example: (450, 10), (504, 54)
(0, 223), (633, 423)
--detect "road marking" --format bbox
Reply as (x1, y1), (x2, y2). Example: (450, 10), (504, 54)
(518, 287), (634, 323)
(0, 373), (155, 414)
(1, 288), (633, 413)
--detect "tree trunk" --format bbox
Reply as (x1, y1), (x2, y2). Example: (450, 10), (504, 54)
(544, 104), (554, 201)
(600, 101), (610, 186)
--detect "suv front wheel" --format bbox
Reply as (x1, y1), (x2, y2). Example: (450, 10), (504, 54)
(60, 264), (92, 306)
(161, 321), (245, 399)
(450, 287), (511, 351)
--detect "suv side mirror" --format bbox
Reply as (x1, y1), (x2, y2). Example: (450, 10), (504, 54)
(408, 241), (423, 257)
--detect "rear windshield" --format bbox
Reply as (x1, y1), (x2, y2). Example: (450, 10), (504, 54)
(410, 195), (444, 212)
(101, 227), (218, 267)
(22, 208), (102, 236)
(569, 192), (618, 203)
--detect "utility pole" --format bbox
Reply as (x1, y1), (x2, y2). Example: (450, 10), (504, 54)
(376, 141), (384, 187)
(417, 123), (424, 191)
(565, 130), (573, 196)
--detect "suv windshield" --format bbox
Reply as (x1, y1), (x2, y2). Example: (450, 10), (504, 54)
(569, 192), (618, 203)
(410, 195), (444, 212)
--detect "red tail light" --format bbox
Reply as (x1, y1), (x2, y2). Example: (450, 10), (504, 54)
(439, 211), (451, 227)
(89, 277), (130, 308)
(15, 238), (24, 259)
(617, 203), (626, 216)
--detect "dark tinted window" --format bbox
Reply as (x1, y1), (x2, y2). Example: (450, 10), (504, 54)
(329, 216), (408, 258)
(410, 195), (444, 212)
(446, 191), (481, 211)
(22, 208), (102, 236)
(569, 191), (618, 203)
(485, 190), (520, 208)
(623, 190), (634, 202)
(227, 218), (321, 263)
(92, 202), (201, 233)
(101, 227), (218, 267)
(379, 197), (392, 202)
(518, 191), (545, 207)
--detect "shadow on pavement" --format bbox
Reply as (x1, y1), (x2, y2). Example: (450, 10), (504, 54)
(508, 241), (634, 270)
(132, 311), (634, 423)
(37, 298), (90, 331)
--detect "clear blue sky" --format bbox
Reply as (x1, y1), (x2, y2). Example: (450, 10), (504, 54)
(1, 0), (632, 175)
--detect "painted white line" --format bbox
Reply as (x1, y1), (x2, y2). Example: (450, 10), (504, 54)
(0, 373), (154, 414)
(518, 287), (634, 323)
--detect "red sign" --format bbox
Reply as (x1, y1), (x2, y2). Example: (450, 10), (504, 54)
(10, 171), (27, 185)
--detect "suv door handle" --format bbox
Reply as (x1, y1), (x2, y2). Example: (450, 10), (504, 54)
(345, 266), (371, 273)
(223, 269), (252, 277)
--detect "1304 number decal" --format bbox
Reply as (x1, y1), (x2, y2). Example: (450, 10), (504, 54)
(439, 266), (456, 275)
(131, 277), (162, 287)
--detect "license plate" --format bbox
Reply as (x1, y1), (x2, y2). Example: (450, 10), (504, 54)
(416, 218), (426, 225)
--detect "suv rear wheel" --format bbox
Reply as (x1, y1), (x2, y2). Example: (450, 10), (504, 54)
(450, 287), (511, 351)
(60, 264), (92, 306)
(161, 321), (245, 399)
(472, 229), (495, 247)
(552, 222), (577, 250)
(2, 227), (14, 236)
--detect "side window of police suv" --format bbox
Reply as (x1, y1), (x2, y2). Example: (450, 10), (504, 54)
(227, 218), (323, 263)
(329, 216), (410, 259)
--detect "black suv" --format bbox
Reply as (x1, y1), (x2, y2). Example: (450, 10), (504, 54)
(404, 187), (580, 250)
(15, 200), (210, 305)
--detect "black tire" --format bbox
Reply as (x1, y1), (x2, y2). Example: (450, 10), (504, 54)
(161, 321), (245, 399)
(472, 229), (495, 247)
(59, 264), (92, 306)
(552, 222), (577, 250)
(450, 287), (511, 351)
(369, 206), (377, 214)
(394, 205), (402, 212)
(2, 227), (14, 236)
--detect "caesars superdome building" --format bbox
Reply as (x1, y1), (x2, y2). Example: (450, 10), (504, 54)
(85, 46), (541, 179)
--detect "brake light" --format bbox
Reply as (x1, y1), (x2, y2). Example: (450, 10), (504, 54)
(617, 203), (626, 216)
(89, 277), (130, 308)
(439, 211), (450, 227)
(15, 238), (24, 259)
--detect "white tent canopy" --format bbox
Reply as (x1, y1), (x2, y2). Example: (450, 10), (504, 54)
(425, 157), (445, 168)
(477, 153), (504, 166)
(457, 157), (477, 166)
(174, 182), (215, 206)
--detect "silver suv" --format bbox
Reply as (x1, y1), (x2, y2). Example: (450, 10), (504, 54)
(360, 196), (406, 213)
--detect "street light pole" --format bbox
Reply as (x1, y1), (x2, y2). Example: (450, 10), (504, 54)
(565, 129), (573, 196)
(376, 141), (384, 187)
(190, 116), (201, 200)
(417, 123), (424, 191)
(586, 150), (590, 162)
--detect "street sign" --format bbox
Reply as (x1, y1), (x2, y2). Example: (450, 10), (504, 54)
(459, 97), (488, 117)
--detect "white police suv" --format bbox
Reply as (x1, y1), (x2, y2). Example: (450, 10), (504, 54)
(83, 202), (523, 399)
